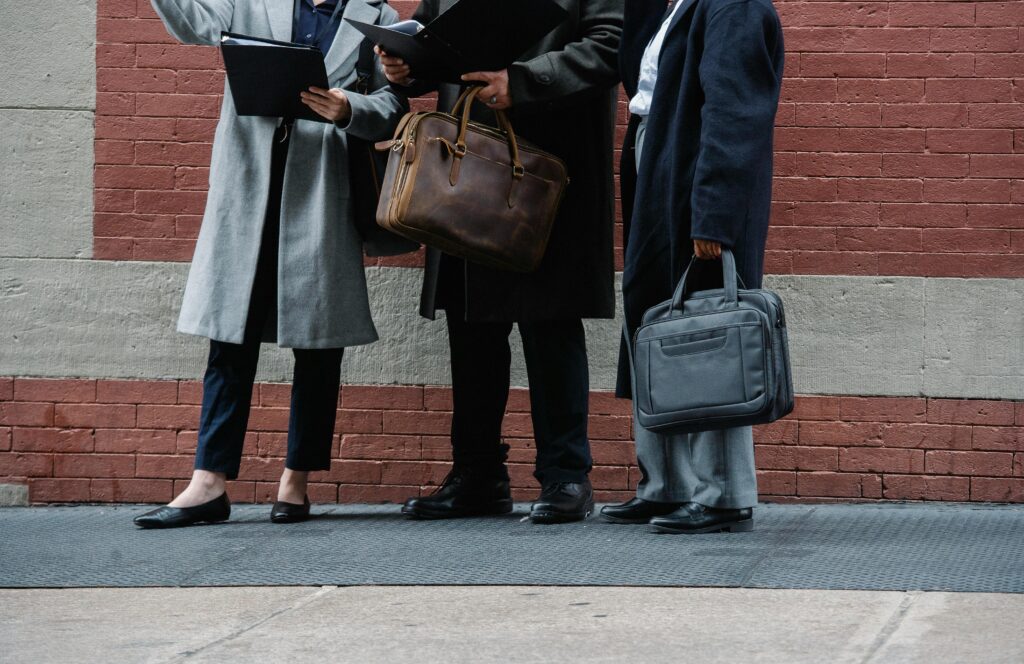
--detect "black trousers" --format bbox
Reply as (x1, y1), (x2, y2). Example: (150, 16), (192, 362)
(193, 126), (343, 481)
(445, 307), (593, 486)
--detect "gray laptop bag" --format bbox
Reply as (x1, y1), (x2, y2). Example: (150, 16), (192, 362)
(628, 249), (794, 434)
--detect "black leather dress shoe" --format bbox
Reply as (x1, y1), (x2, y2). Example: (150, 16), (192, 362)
(271, 495), (311, 524)
(530, 480), (594, 524)
(600, 497), (681, 524)
(649, 502), (753, 534)
(133, 493), (231, 529)
(402, 470), (513, 520)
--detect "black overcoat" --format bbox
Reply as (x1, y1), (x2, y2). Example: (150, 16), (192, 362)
(407, 0), (624, 322)
(618, 0), (671, 247)
(616, 0), (785, 396)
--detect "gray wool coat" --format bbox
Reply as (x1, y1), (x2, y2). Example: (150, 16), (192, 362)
(151, 0), (408, 349)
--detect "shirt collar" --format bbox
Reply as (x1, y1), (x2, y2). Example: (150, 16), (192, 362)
(303, 0), (338, 11)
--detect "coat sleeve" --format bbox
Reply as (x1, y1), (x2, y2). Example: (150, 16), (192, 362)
(338, 6), (411, 141)
(507, 0), (623, 111)
(149, 0), (235, 45)
(689, 0), (782, 246)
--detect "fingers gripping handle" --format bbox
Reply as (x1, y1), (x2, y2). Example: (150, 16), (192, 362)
(670, 249), (740, 311)
(447, 86), (526, 197)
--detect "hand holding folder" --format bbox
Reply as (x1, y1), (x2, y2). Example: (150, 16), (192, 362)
(346, 0), (568, 84)
(220, 33), (332, 123)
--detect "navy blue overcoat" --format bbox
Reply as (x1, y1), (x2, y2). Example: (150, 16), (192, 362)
(616, 0), (785, 397)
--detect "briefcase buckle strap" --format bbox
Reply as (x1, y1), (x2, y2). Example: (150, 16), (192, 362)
(448, 86), (527, 187)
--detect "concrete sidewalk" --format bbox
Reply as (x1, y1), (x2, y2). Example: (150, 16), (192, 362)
(3, 586), (1024, 663)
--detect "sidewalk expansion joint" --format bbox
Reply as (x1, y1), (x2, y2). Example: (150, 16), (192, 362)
(165, 585), (338, 662)
(859, 591), (919, 664)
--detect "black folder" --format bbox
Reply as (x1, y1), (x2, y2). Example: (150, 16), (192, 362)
(346, 0), (568, 84)
(220, 33), (331, 123)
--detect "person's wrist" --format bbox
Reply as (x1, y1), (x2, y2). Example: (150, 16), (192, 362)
(336, 91), (351, 123)
(332, 95), (353, 127)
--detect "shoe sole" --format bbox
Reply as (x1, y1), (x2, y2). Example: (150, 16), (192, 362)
(650, 518), (754, 535)
(401, 500), (514, 520)
(599, 513), (654, 525)
(134, 516), (229, 529)
(270, 514), (311, 524)
(530, 502), (595, 525)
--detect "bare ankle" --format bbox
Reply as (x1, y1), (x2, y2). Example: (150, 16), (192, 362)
(277, 469), (309, 503)
(192, 470), (226, 492)
(169, 471), (226, 507)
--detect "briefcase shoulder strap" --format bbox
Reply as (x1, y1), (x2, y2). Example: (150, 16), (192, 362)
(355, 32), (376, 93)
(351, 2), (385, 94)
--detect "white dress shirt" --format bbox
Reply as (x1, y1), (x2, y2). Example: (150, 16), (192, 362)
(629, 1), (685, 118)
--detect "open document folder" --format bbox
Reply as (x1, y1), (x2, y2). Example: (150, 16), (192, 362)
(346, 0), (568, 83)
(220, 33), (331, 123)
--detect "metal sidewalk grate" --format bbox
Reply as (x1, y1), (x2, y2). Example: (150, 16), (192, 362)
(2, 503), (1022, 592)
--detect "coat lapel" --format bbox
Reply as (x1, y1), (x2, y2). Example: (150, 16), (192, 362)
(324, 0), (381, 83)
(265, 0), (293, 42)
(658, 0), (698, 66)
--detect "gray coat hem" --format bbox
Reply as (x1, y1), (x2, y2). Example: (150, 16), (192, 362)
(176, 324), (380, 350)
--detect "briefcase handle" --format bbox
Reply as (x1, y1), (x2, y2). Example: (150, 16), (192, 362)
(670, 248), (741, 311)
(448, 86), (526, 186)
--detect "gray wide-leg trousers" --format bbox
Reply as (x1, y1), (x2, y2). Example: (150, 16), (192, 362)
(631, 119), (758, 509)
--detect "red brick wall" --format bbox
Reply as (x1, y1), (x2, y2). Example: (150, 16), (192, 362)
(63, 1), (1024, 505)
(94, 0), (1024, 276)
(2, 378), (1022, 504)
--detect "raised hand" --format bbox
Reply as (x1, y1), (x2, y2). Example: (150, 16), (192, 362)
(376, 46), (412, 86)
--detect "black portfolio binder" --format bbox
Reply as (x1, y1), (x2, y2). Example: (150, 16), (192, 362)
(220, 33), (331, 123)
(346, 0), (568, 83)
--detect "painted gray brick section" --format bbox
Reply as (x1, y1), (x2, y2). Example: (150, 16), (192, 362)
(0, 0), (96, 110)
(2, 259), (1022, 400)
(770, 276), (928, 396)
(0, 484), (30, 507)
(924, 278), (1024, 398)
(0, 259), (449, 386)
(0, 111), (94, 259)
(0, 0), (95, 259)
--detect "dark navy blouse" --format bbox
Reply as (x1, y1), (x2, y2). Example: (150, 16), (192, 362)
(293, 0), (343, 55)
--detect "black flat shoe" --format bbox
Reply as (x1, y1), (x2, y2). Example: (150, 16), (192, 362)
(402, 469), (513, 520)
(649, 502), (753, 534)
(600, 497), (681, 524)
(133, 493), (231, 529)
(530, 480), (594, 524)
(271, 495), (311, 523)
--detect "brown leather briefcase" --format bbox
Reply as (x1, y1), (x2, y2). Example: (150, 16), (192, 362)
(374, 87), (569, 272)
